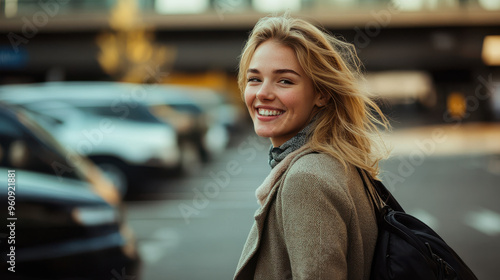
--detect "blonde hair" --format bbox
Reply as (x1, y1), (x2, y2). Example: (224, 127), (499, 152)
(238, 15), (390, 178)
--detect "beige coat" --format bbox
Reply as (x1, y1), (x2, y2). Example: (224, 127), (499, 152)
(234, 148), (378, 280)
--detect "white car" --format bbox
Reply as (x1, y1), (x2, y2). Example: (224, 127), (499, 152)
(0, 82), (183, 196)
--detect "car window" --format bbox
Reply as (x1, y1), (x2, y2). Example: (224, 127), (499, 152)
(0, 110), (83, 182)
(0, 117), (23, 138)
(77, 104), (162, 123)
(170, 103), (203, 115)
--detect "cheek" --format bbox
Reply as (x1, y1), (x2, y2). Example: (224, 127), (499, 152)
(284, 89), (316, 114)
(281, 94), (301, 111)
(244, 87), (255, 111)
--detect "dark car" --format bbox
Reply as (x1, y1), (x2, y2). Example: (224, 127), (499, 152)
(0, 102), (141, 280)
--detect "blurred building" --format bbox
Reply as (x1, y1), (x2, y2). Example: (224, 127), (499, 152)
(1, 0), (500, 122)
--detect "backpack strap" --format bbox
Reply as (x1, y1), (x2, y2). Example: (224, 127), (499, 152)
(355, 167), (405, 213)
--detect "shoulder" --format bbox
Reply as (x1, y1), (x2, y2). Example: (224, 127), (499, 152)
(287, 152), (348, 187)
(279, 151), (354, 214)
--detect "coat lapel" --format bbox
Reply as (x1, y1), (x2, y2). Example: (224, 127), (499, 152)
(234, 175), (284, 279)
(234, 147), (313, 279)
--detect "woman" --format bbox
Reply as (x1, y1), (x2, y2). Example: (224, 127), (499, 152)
(234, 14), (389, 280)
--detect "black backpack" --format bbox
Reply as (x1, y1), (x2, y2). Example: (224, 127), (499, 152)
(356, 168), (478, 280)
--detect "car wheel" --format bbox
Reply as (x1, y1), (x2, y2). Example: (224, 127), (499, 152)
(97, 162), (128, 197)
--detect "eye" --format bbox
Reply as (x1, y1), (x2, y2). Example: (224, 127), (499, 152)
(247, 77), (261, 83)
(279, 79), (294, 85)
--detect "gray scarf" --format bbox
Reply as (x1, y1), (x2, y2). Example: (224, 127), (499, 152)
(268, 119), (316, 169)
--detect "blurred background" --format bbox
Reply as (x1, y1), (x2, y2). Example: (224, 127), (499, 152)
(0, 0), (499, 279)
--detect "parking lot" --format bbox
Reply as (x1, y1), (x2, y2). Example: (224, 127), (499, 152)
(125, 124), (500, 280)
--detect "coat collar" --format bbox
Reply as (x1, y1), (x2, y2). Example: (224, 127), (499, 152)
(256, 145), (311, 205)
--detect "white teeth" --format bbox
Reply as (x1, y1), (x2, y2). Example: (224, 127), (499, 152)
(258, 108), (284, 116)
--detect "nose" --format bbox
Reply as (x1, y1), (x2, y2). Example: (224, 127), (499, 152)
(256, 81), (275, 101)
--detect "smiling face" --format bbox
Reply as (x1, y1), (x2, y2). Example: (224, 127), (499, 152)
(244, 40), (324, 147)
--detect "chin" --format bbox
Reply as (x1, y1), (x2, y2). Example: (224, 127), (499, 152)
(253, 126), (274, 139)
(254, 130), (273, 139)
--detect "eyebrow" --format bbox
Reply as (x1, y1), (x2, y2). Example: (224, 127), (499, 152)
(247, 68), (301, 77)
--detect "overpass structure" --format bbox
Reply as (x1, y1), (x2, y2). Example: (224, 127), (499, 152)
(1, 0), (499, 121)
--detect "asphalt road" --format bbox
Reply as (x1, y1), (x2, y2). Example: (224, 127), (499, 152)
(124, 125), (500, 280)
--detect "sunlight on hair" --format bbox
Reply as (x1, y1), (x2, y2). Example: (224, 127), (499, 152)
(238, 14), (392, 178)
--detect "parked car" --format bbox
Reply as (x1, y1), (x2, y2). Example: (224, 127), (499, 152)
(183, 87), (245, 133)
(146, 85), (245, 160)
(0, 82), (187, 195)
(0, 102), (141, 280)
(145, 85), (213, 163)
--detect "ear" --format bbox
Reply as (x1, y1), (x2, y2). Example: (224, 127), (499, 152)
(314, 93), (328, 107)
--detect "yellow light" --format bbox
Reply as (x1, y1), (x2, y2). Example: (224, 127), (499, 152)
(96, 0), (176, 82)
(447, 92), (466, 119)
(482, 36), (500, 66)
